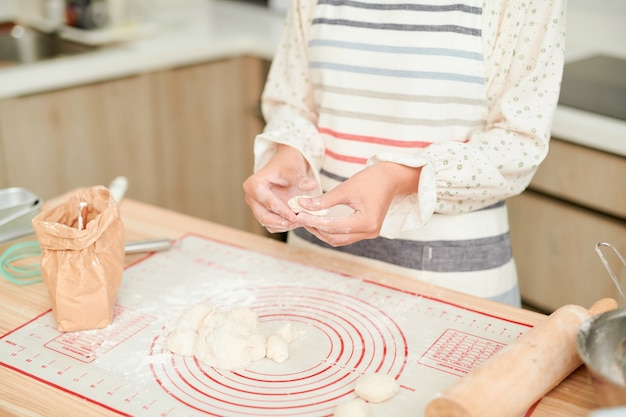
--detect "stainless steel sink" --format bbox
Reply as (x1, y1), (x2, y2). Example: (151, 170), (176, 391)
(0, 21), (97, 66)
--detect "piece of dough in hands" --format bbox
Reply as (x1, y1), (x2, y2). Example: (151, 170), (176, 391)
(288, 195), (330, 216)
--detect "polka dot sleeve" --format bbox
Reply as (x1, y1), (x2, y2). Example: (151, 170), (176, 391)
(374, 0), (567, 237)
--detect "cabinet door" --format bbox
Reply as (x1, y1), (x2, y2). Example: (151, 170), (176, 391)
(508, 192), (626, 311)
(0, 74), (160, 203)
(151, 56), (267, 235)
(0, 130), (6, 188)
(530, 138), (626, 219)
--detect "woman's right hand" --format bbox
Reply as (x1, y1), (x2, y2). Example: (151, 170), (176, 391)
(242, 144), (318, 234)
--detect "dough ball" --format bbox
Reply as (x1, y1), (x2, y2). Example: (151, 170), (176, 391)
(166, 326), (197, 356)
(266, 333), (290, 363)
(333, 398), (371, 417)
(288, 196), (330, 216)
(354, 373), (399, 403)
(177, 303), (216, 331)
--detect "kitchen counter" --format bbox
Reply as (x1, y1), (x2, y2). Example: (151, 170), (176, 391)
(0, 0), (624, 156)
(0, 199), (607, 416)
(0, 0), (284, 98)
(552, 2), (626, 156)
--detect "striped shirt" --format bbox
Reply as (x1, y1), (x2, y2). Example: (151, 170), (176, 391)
(253, 0), (566, 306)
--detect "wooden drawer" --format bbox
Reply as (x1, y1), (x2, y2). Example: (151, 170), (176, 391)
(530, 138), (626, 219)
(508, 192), (626, 312)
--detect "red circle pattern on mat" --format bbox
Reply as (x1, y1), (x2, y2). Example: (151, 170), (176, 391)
(149, 285), (408, 416)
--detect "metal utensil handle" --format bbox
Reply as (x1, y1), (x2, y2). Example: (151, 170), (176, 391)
(595, 242), (626, 303)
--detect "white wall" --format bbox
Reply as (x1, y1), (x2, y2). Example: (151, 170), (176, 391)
(0, 0), (17, 20)
(566, 0), (626, 60)
(569, 0), (626, 14)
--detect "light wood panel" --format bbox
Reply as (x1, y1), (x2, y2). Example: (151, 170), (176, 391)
(151, 56), (267, 235)
(0, 56), (271, 236)
(531, 138), (626, 219)
(509, 191), (626, 312)
(0, 75), (160, 204)
(0, 127), (7, 188)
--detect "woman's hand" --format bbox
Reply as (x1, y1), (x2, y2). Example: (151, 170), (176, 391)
(295, 162), (421, 246)
(243, 144), (318, 233)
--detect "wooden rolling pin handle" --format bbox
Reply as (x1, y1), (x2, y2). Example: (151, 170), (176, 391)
(424, 298), (618, 417)
(589, 297), (618, 316)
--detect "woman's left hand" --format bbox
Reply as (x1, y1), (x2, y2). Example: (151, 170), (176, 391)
(294, 162), (421, 246)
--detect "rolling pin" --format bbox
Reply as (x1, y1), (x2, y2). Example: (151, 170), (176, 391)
(425, 298), (618, 417)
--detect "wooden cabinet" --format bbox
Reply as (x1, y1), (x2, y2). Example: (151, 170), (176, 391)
(508, 138), (626, 312)
(0, 74), (161, 204)
(152, 56), (267, 235)
(0, 56), (269, 236)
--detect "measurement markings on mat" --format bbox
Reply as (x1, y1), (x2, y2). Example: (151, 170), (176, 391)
(418, 329), (506, 377)
(44, 306), (156, 363)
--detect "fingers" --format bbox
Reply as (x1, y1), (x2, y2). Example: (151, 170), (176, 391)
(304, 225), (372, 247)
(300, 211), (380, 246)
(245, 192), (299, 233)
(297, 177), (318, 193)
(296, 188), (351, 215)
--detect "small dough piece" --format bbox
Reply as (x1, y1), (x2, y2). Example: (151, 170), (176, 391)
(333, 398), (371, 417)
(354, 373), (400, 403)
(274, 322), (305, 344)
(266, 323), (304, 363)
(266, 333), (290, 363)
(288, 195), (330, 216)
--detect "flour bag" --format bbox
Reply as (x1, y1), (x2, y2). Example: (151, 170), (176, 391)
(32, 186), (125, 332)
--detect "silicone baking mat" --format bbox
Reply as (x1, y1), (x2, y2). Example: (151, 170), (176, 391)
(0, 234), (533, 416)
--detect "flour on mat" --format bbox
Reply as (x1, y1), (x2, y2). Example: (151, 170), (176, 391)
(165, 302), (303, 370)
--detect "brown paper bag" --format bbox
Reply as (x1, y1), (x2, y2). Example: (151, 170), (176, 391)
(32, 185), (125, 332)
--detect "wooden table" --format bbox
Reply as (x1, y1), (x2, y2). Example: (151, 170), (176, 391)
(0, 199), (600, 416)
